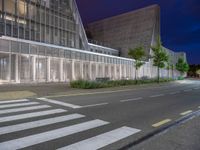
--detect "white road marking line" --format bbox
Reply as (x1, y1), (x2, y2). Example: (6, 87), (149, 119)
(0, 119), (109, 150)
(0, 99), (29, 104)
(57, 126), (141, 150)
(0, 109), (67, 123)
(0, 114), (85, 135)
(170, 91), (180, 95)
(183, 89), (192, 92)
(0, 105), (51, 115)
(194, 87), (200, 90)
(150, 94), (164, 98)
(81, 103), (108, 108)
(38, 98), (81, 109)
(0, 102), (39, 109)
(120, 97), (143, 102)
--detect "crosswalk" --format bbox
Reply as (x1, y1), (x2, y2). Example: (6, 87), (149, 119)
(0, 99), (141, 150)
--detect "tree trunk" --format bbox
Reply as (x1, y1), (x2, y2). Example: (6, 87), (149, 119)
(157, 67), (160, 83)
(135, 68), (137, 84)
(172, 68), (174, 79)
(168, 69), (170, 80)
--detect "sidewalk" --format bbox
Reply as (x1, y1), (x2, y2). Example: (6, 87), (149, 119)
(0, 81), (178, 100)
(133, 116), (200, 150)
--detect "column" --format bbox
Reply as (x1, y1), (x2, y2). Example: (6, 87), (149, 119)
(8, 54), (11, 82)
(124, 65), (127, 78)
(102, 64), (105, 78)
(59, 58), (63, 82)
(114, 64), (117, 80)
(47, 57), (50, 82)
(119, 64), (122, 79)
(32, 56), (36, 82)
(96, 63), (99, 78)
(71, 60), (75, 81)
(89, 62), (92, 80)
(81, 61), (84, 80)
(109, 65), (112, 79)
(15, 55), (20, 83)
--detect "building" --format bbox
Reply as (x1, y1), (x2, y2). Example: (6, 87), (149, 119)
(0, 0), (185, 84)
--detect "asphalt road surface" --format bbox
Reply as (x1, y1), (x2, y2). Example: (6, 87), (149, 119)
(0, 79), (200, 150)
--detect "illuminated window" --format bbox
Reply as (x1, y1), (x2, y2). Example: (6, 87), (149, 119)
(0, 0), (2, 11)
(5, 0), (15, 14)
(18, 0), (27, 17)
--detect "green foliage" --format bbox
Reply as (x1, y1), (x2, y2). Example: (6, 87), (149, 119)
(128, 46), (146, 82)
(176, 58), (189, 76)
(70, 78), (175, 89)
(178, 76), (184, 80)
(151, 37), (169, 82)
(188, 64), (200, 77)
(128, 46), (145, 69)
(151, 49), (169, 68)
(196, 69), (200, 75)
(128, 47), (145, 61)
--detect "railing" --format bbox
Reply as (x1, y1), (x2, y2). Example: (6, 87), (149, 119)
(88, 39), (116, 50)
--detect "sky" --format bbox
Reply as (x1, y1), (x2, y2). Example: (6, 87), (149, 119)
(76, 0), (200, 64)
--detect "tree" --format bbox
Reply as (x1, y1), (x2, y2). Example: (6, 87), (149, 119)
(196, 69), (200, 78)
(128, 46), (145, 83)
(176, 58), (189, 77)
(171, 64), (175, 79)
(166, 61), (171, 79)
(151, 37), (169, 83)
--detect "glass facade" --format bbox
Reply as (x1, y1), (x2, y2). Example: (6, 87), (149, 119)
(0, 0), (182, 84)
(0, 38), (139, 83)
(0, 0), (87, 49)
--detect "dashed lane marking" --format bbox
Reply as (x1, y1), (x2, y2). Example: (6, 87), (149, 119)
(120, 97), (143, 102)
(183, 89), (192, 92)
(170, 91), (180, 95)
(81, 103), (108, 108)
(152, 119), (171, 127)
(180, 110), (193, 116)
(149, 94), (164, 98)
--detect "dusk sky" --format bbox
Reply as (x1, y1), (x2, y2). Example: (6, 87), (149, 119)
(76, 0), (200, 64)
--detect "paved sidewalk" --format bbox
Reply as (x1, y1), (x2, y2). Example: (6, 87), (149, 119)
(133, 116), (200, 150)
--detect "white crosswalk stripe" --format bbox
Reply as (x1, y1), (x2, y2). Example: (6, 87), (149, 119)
(0, 119), (109, 150)
(0, 105), (51, 115)
(0, 99), (29, 104)
(0, 99), (141, 150)
(0, 114), (85, 135)
(37, 98), (82, 109)
(0, 102), (39, 109)
(0, 109), (67, 123)
(58, 126), (141, 150)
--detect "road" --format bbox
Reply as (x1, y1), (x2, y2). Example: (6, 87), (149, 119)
(0, 79), (200, 150)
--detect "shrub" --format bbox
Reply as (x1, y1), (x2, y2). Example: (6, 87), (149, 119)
(70, 78), (175, 89)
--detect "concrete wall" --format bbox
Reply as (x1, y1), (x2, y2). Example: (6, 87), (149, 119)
(87, 5), (160, 59)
